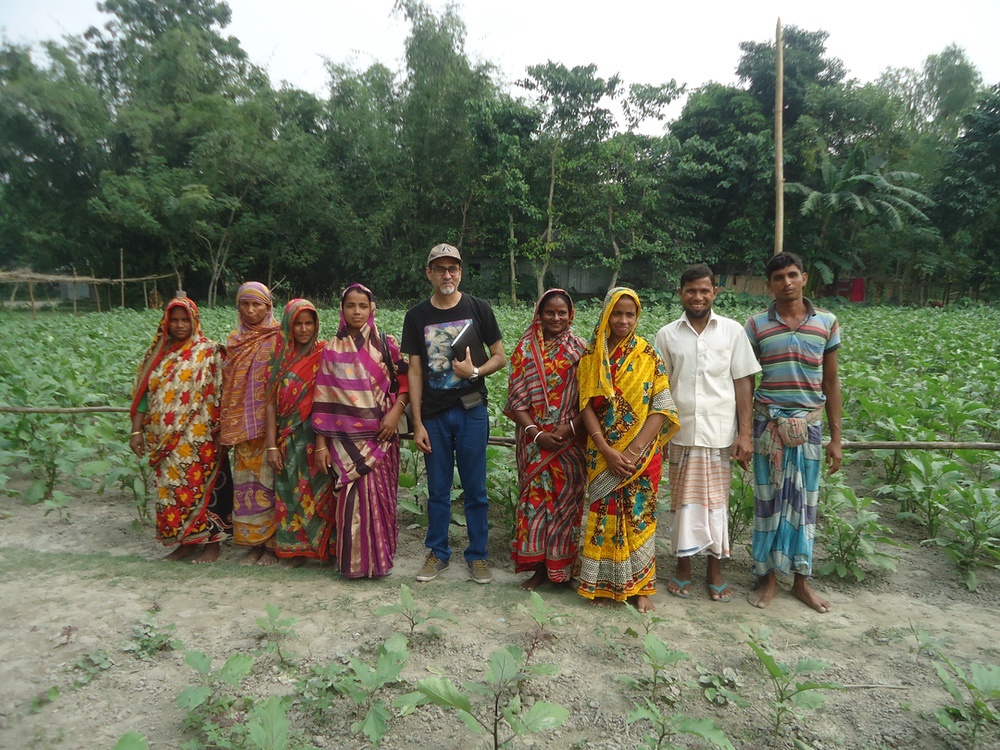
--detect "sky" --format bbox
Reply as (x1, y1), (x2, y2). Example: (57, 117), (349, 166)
(3, 0), (999, 123)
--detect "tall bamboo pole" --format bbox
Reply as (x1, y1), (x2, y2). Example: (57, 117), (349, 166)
(774, 18), (784, 256)
(119, 247), (125, 307)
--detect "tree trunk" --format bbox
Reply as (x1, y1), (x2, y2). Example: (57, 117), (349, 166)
(508, 213), (517, 305)
(457, 190), (472, 250)
(607, 201), (621, 292)
(536, 146), (558, 299)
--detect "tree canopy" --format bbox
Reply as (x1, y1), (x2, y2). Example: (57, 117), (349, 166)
(0, 3), (993, 304)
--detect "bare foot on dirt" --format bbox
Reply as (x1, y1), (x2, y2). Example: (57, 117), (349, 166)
(747, 573), (778, 609)
(239, 546), (264, 566)
(256, 549), (279, 567)
(520, 569), (548, 591)
(633, 595), (655, 613)
(279, 557), (305, 569)
(191, 542), (220, 564)
(792, 574), (831, 613)
(707, 556), (732, 601)
(163, 545), (197, 562)
(590, 597), (615, 608)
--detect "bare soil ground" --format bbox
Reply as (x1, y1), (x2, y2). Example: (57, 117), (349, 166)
(1, 477), (998, 750)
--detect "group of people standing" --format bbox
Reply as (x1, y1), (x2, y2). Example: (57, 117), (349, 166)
(503, 250), (841, 613)
(130, 281), (408, 577)
(129, 245), (841, 614)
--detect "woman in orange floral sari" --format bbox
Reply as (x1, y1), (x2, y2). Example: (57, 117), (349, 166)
(264, 299), (333, 563)
(505, 290), (587, 590)
(129, 297), (226, 563)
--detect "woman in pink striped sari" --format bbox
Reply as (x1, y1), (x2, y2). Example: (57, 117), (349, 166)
(311, 284), (409, 578)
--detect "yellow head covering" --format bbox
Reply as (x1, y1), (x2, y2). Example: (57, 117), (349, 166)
(578, 287), (642, 406)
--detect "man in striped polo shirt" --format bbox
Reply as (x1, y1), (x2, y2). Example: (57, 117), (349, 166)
(744, 252), (842, 613)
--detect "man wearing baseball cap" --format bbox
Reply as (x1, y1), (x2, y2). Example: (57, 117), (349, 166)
(401, 243), (506, 584)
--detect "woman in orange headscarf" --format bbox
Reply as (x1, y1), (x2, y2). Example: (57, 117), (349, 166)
(129, 296), (226, 563)
(220, 282), (281, 565)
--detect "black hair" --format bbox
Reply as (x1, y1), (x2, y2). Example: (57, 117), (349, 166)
(764, 252), (805, 280)
(679, 264), (716, 288)
(539, 289), (573, 313)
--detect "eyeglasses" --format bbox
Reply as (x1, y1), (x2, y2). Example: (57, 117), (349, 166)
(430, 265), (461, 277)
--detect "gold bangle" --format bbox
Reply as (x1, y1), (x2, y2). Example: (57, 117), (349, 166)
(266, 447), (278, 452)
(130, 431), (142, 437)
(589, 430), (601, 439)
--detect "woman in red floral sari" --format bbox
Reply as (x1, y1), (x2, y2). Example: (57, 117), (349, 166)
(129, 297), (226, 563)
(264, 299), (333, 563)
(505, 289), (588, 590)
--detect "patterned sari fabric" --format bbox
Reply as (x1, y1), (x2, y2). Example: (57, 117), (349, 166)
(576, 288), (680, 602)
(131, 298), (225, 545)
(311, 284), (408, 578)
(505, 290), (587, 582)
(220, 282), (281, 547)
(267, 300), (334, 559)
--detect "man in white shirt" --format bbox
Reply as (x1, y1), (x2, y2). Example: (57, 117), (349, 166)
(654, 265), (760, 601)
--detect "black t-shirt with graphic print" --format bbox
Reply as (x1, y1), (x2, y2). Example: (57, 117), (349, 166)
(400, 294), (502, 419)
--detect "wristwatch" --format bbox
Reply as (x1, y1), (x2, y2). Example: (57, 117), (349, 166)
(470, 366), (480, 382)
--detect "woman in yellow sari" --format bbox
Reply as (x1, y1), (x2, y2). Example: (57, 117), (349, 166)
(577, 287), (680, 612)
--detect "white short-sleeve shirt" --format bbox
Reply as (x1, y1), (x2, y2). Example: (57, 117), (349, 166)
(654, 310), (761, 448)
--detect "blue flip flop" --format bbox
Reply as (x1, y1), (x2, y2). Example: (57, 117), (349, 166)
(668, 578), (692, 598)
(708, 583), (733, 602)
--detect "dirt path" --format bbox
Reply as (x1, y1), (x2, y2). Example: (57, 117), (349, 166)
(1, 488), (997, 750)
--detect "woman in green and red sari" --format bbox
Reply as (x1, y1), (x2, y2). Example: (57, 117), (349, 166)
(505, 289), (588, 591)
(129, 296), (226, 563)
(264, 299), (334, 563)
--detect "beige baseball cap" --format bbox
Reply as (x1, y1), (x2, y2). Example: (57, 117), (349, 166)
(427, 243), (462, 265)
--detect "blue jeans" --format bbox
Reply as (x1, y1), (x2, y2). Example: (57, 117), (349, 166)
(422, 402), (490, 563)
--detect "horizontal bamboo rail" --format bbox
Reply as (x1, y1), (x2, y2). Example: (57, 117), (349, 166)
(1, 406), (998, 451)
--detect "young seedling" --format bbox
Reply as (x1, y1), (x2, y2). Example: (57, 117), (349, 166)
(928, 484), (1000, 592)
(396, 645), (567, 750)
(73, 649), (113, 687)
(697, 665), (748, 708)
(933, 655), (1000, 748)
(176, 649), (255, 747)
(29, 686), (60, 714)
(817, 482), (900, 582)
(295, 633), (409, 744)
(122, 611), (183, 659)
(245, 695), (314, 750)
(518, 591), (569, 668)
(622, 600), (670, 638)
(743, 626), (841, 748)
(909, 624), (947, 662)
(615, 632), (690, 704)
(374, 583), (458, 637)
(628, 699), (735, 750)
(255, 603), (298, 664)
